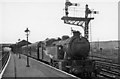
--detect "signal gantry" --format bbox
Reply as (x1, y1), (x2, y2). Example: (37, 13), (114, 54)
(61, 0), (98, 39)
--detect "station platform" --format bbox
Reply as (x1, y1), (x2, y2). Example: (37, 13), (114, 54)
(2, 52), (79, 79)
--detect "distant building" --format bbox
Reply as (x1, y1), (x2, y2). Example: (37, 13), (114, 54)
(11, 40), (31, 53)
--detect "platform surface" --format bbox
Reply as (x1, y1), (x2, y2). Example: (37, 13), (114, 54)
(2, 53), (78, 79)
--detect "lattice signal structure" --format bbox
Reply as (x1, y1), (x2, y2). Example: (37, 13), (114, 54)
(61, 0), (98, 39)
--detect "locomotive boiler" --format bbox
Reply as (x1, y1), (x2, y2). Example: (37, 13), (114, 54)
(52, 31), (90, 60)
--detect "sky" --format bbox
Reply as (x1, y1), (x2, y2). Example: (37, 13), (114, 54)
(0, 0), (119, 43)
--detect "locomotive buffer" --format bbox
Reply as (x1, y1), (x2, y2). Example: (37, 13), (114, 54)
(61, 0), (98, 39)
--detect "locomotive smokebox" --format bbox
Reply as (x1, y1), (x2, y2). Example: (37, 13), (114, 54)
(66, 31), (90, 60)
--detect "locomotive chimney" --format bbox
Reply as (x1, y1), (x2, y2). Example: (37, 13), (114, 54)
(73, 31), (81, 36)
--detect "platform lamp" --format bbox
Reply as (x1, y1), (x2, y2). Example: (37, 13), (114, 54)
(18, 38), (21, 59)
(25, 28), (30, 67)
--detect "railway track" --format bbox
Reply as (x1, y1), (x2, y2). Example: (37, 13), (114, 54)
(94, 59), (120, 79)
(89, 55), (120, 79)
(89, 55), (114, 63)
(0, 52), (10, 76)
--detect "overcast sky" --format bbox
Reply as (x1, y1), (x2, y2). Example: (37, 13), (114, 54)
(0, 0), (119, 43)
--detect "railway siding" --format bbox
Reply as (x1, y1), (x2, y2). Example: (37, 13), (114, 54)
(95, 60), (120, 79)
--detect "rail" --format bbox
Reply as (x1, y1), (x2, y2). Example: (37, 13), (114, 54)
(89, 55), (120, 78)
(0, 51), (10, 74)
(89, 55), (113, 63)
(95, 60), (120, 79)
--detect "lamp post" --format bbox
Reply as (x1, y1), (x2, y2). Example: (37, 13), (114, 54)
(25, 28), (30, 67)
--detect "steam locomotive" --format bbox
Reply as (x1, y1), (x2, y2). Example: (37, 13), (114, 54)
(21, 31), (100, 77)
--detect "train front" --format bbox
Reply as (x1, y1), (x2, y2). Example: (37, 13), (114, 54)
(64, 31), (90, 60)
(62, 31), (96, 77)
